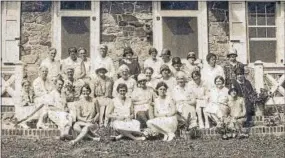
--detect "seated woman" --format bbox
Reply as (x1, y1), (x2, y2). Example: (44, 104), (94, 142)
(113, 65), (137, 98)
(106, 83), (145, 141)
(37, 77), (73, 139)
(15, 80), (37, 129)
(188, 71), (209, 129)
(144, 67), (158, 90)
(204, 76), (229, 128)
(227, 87), (246, 138)
(119, 46), (141, 80)
(172, 71), (197, 129)
(146, 82), (178, 141)
(91, 66), (113, 127)
(70, 84), (100, 145)
(131, 74), (156, 128)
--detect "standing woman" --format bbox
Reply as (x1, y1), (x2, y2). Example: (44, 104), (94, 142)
(106, 83), (145, 141)
(119, 46), (141, 80)
(70, 84), (100, 145)
(204, 76), (229, 128)
(201, 53), (225, 89)
(146, 82), (178, 141)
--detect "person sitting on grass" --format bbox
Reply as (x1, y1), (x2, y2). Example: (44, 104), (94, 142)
(106, 83), (146, 141)
(131, 74), (156, 128)
(37, 76), (73, 140)
(146, 82), (178, 141)
(90, 66), (113, 127)
(70, 84), (100, 145)
(227, 87), (247, 138)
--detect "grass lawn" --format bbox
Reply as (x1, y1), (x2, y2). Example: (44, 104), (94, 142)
(1, 135), (285, 158)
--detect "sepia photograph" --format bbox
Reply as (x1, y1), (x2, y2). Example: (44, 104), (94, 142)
(1, 0), (285, 157)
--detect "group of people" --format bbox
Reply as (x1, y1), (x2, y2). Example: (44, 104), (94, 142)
(15, 44), (256, 144)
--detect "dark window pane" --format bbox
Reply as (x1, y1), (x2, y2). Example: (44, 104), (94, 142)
(162, 17), (198, 58)
(249, 40), (276, 62)
(267, 27), (276, 38)
(257, 27), (266, 38)
(61, 17), (90, 59)
(60, 1), (91, 10)
(257, 14), (266, 25)
(266, 3), (276, 13)
(161, 1), (198, 10)
(267, 13), (275, 25)
(248, 13), (256, 25)
(249, 27), (257, 38)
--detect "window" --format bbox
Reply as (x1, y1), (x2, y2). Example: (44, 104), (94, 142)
(247, 2), (276, 62)
(161, 1), (198, 10)
(60, 1), (91, 10)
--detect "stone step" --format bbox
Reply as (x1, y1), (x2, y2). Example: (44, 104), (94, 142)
(2, 125), (285, 139)
(179, 125), (285, 139)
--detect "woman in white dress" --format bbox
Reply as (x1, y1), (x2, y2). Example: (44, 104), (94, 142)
(146, 82), (178, 141)
(204, 76), (229, 127)
(107, 83), (145, 141)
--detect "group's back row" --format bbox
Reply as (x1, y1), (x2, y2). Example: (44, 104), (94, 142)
(40, 44), (245, 91)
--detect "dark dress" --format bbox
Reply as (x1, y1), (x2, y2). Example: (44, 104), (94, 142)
(119, 58), (141, 80)
(223, 61), (244, 88)
(231, 79), (255, 127)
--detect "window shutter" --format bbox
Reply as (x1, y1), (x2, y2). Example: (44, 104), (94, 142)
(229, 1), (247, 64)
(1, 2), (21, 64)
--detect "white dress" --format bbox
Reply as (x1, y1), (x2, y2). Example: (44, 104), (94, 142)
(204, 87), (229, 118)
(112, 97), (141, 132)
(147, 96), (178, 133)
(131, 87), (156, 115)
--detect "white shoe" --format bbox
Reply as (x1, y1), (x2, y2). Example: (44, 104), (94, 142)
(167, 133), (175, 142)
(162, 134), (168, 141)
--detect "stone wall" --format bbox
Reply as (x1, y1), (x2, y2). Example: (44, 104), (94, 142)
(100, 1), (153, 68)
(20, 2), (52, 81)
(207, 1), (229, 64)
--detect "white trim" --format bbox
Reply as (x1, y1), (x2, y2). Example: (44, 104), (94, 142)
(152, 1), (208, 60)
(52, 1), (100, 61)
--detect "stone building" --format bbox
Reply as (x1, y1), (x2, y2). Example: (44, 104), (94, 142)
(1, 1), (285, 103)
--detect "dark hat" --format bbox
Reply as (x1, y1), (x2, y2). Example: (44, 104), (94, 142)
(187, 52), (196, 59)
(123, 46), (134, 57)
(172, 57), (182, 65)
(160, 64), (171, 73)
(227, 48), (238, 57)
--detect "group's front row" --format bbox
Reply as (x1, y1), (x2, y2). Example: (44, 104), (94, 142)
(15, 66), (247, 144)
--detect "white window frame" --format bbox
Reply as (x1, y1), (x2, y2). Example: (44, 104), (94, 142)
(246, 1), (285, 65)
(52, 1), (100, 61)
(152, 1), (208, 60)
